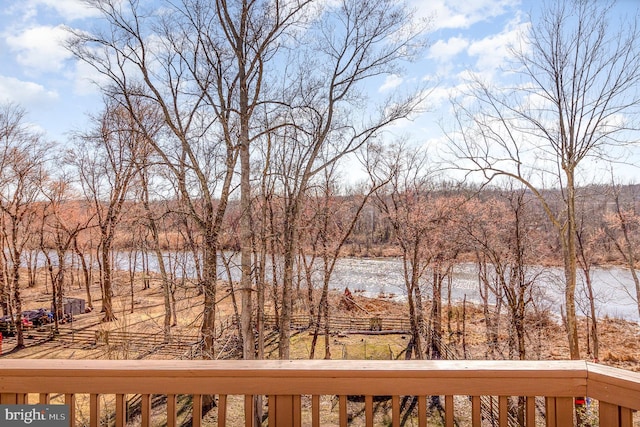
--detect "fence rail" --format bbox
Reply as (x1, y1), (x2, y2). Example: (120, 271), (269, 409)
(0, 360), (638, 426)
(263, 314), (411, 333)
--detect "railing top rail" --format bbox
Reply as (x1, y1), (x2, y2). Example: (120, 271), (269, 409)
(0, 359), (588, 376)
(586, 362), (640, 410)
(0, 360), (638, 409)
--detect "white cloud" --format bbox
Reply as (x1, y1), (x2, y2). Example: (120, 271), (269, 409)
(6, 25), (73, 74)
(379, 75), (404, 93)
(28, 0), (100, 21)
(413, 0), (521, 31)
(428, 36), (469, 62)
(3, 3), (38, 24)
(426, 86), (455, 107)
(467, 19), (529, 77)
(0, 75), (58, 104)
(72, 60), (110, 96)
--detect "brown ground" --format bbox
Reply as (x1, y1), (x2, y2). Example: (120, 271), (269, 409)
(2, 273), (640, 427)
(2, 271), (639, 373)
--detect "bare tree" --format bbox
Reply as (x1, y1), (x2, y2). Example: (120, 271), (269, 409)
(0, 103), (51, 347)
(461, 188), (540, 361)
(140, 181), (175, 341)
(69, 101), (143, 322)
(263, 0), (427, 359)
(605, 183), (640, 319)
(68, 0), (239, 357)
(449, 0), (640, 359)
(73, 219), (97, 311)
(68, 0), (313, 362)
(366, 142), (459, 360)
(70, 0), (426, 366)
(297, 164), (385, 360)
(213, 0), (315, 362)
(574, 186), (611, 361)
(40, 177), (94, 333)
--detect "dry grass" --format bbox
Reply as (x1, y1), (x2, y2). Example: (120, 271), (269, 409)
(3, 271), (640, 426)
(6, 270), (640, 371)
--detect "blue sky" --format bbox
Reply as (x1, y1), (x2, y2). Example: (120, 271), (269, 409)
(0, 0), (638, 163)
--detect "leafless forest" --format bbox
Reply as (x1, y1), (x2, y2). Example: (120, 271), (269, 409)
(1, 0), (640, 367)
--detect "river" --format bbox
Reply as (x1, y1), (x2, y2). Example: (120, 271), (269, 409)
(329, 258), (639, 323)
(112, 252), (640, 323)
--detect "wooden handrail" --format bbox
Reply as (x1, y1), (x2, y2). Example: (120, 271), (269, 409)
(0, 360), (638, 426)
(586, 362), (640, 410)
(0, 360), (587, 395)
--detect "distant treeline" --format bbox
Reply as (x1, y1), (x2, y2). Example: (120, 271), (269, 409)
(24, 182), (639, 266)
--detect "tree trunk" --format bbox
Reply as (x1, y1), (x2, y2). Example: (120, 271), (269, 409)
(221, 252), (242, 343)
(56, 250), (66, 327)
(462, 296), (468, 358)
(239, 118), (254, 361)
(12, 252), (24, 348)
(279, 212), (297, 359)
(323, 289), (331, 360)
(430, 267), (443, 360)
(74, 237), (93, 310)
(170, 282), (178, 327)
(251, 210), (266, 361)
(270, 248), (280, 327)
(0, 251), (6, 316)
(128, 250), (136, 314)
(200, 240), (218, 359)
(143, 204), (172, 342)
(583, 268), (599, 360)
(310, 268), (329, 360)
(100, 235), (117, 322)
(26, 251), (36, 288)
(564, 171), (580, 360)
(142, 250), (150, 290)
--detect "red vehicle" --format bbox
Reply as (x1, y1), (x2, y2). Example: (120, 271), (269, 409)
(21, 317), (33, 329)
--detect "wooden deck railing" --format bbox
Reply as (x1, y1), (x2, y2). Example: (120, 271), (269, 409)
(0, 360), (638, 426)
